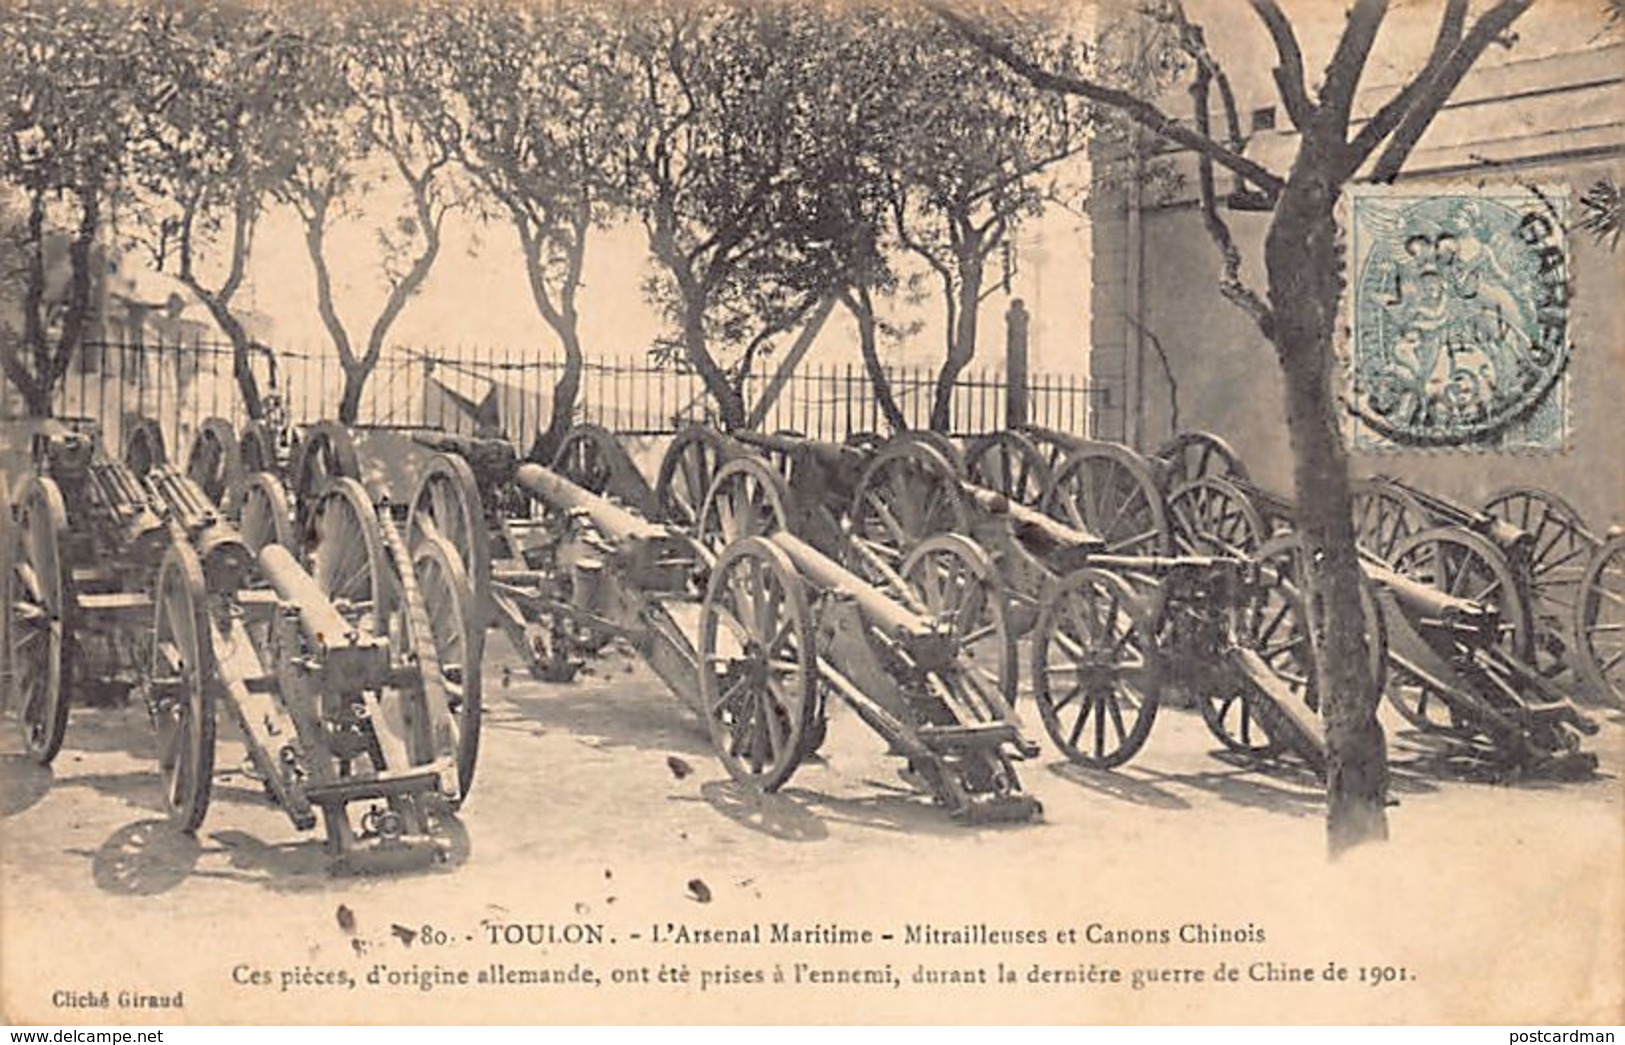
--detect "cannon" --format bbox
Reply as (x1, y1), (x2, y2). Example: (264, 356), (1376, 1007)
(414, 425), (1043, 823)
(5, 418), (472, 872)
(843, 433), (1334, 773)
(654, 425), (871, 556)
(1575, 531), (1625, 706)
(1152, 436), (1597, 775)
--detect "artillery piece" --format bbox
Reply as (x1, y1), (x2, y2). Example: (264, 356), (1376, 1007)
(841, 433), (1332, 773)
(5, 418), (471, 873)
(1150, 434), (1597, 776)
(654, 425), (872, 555)
(411, 426), (1043, 823)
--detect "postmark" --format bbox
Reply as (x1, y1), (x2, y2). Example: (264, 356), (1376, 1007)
(1342, 183), (1571, 451)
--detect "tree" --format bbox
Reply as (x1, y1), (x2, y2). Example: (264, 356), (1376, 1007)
(622, 1), (874, 430)
(938, 0), (1539, 853)
(124, 0), (310, 421)
(280, 3), (463, 426)
(438, 0), (630, 458)
(876, 15), (1089, 432)
(0, 0), (141, 417)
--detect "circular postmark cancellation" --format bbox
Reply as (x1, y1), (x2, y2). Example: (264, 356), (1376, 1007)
(1347, 188), (1570, 449)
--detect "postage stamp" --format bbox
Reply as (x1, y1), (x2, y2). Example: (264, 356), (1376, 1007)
(1342, 183), (1571, 452)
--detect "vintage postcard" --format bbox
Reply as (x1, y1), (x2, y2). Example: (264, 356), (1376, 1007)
(1, 0), (1621, 1028)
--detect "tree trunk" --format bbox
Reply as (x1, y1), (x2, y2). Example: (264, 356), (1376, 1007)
(843, 286), (905, 432)
(684, 306), (746, 430)
(223, 317), (265, 422)
(930, 254), (983, 432)
(1265, 174), (1389, 855)
(535, 324), (585, 464)
(338, 367), (365, 426)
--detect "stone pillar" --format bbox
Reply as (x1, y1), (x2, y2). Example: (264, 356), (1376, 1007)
(1005, 299), (1030, 429)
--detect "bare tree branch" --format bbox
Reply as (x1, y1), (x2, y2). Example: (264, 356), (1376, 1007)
(1190, 47), (1274, 338)
(1319, 0), (1390, 137)
(1369, 0), (1532, 181)
(1246, 0), (1314, 131)
(929, 1), (1286, 199)
(1344, 0), (1467, 168)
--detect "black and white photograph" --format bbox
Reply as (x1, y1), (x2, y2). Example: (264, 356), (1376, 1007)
(0, 0), (1620, 1027)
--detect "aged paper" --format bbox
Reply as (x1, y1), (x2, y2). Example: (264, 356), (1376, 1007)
(2, 0), (1622, 1028)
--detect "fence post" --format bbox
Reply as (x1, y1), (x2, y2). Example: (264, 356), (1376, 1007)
(1005, 298), (1029, 430)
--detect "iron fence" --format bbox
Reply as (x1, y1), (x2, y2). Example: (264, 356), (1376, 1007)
(2, 336), (1101, 456)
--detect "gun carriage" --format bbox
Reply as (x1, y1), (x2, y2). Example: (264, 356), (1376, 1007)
(4, 418), (472, 873)
(1152, 435), (1597, 775)
(407, 425), (1043, 824)
(842, 432), (1333, 774)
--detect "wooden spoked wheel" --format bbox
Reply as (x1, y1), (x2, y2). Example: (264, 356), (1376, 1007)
(123, 416), (168, 478)
(699, 536), (818, 791)
(185, 417), (241, 507)
(696, 457), (791, 559)
(1044, 442), (1173, 555)
(7, 476), (71, 765)
(887, 429), (963, 475)
(150, 540), (216, 833)
(655, 426), (732, 529)
(412, 533), (483, 806)
(292, 421), (361, 528)
(848, 440), (969, 593)
(551, 423), (624, 498)
(1386, 527), (1531, 733)
(1198, 537), (1379, 766)
(1482, 486), (1598, 659)
(1575, 533), (1625, 706)
(964, 430), (1052, 508)
(902, 534), (1017, 714)
(408, 453), (490, 610)
(239, 420), (280, 478)
(1350, 478), (1430, 563)
(1153, 431), (1250, 490)
(236, 473), (296, 556)
(1031, 568), (1159, 769)
(307, 477), (389, 638)
(1166, 476), (1268, 557)
(1015, 425), (1077, 474)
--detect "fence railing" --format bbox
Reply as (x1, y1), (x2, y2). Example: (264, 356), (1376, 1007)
(3, 336), (1101, 457)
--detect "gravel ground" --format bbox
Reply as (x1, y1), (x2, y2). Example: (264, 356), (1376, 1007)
(3, 634), (1620, 1026)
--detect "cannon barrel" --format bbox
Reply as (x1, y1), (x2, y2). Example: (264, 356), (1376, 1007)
(86, 462), (170, 566)
(147, 466), (218, 533)
(147, 466), (255, 593)
(412, 431), (520, 486)
(766, 531), (954, 671)
(1371, 476), (1530, 555)
(1360, 556), (1501, 639)
(516, 462), (667, 543)
(733, 429), (864, 468)
(258, 544), (389, 690)
(959, 480), (1104, 556)
(1015, 423), (1088, 454)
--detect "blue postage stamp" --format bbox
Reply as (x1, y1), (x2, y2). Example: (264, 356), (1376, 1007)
(1342, 184), (1570, 451)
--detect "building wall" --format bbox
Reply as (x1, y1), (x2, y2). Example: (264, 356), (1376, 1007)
(1091, 17), (1625, 530)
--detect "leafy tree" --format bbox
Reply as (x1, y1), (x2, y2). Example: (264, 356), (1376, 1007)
(0, 0), (142, 417)
(123, 0), (310, 421)
(432, 0), (632, 458)
(622, 1), (878, 430)
(875, 14), (1090, 432)
(279, 3), (464, 426)
(939, 0), (1542, 852)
